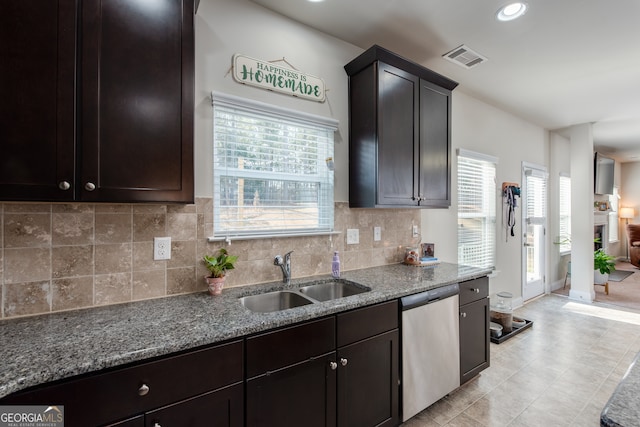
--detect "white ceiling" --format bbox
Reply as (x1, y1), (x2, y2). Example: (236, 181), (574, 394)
(250, 0), (640, 162)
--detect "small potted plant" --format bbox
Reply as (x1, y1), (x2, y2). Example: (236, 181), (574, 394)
(594, 248), (616, 284)
(203, 248), (238, 295)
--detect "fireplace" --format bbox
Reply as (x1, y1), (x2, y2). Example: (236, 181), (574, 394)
(594, 212), (608, 252)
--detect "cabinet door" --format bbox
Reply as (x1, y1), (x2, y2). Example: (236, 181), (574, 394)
(337, 330), (399, 427)
(145, 384), (243, 427)
(0, 0), (76, 201)
(80, 0), (194, 203)
(246, 352), (337, 427)
(460, 298), (490, 384)
(377, 63), (419, 206)
(418, 79), (451, 207)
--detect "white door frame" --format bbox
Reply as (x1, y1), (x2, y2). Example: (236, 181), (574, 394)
(522, 162), (548, 301)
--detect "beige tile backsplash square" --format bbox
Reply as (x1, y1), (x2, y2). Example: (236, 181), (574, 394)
(0, 200), (420, 319)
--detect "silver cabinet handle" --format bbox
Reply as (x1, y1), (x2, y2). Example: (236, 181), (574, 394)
(340, 358), (348, 367)
(58, 181), (71, 190)
(460, 312), (467, 318)
(330, 361), (338, 370)
(84, 182), (96, 191)
(138, 384), (150, 396)
(471, 288), (480, 293)
(154, 423), (161, 427)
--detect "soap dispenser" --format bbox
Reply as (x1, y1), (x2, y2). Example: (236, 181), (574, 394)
(332, 251), (341, 278)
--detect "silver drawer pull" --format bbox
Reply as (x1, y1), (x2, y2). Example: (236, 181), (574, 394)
(154, 423), (162, 427)
(460, 312), (467, 318)
(58, 181), (71, 190)
(84, 182), (96, 191)
(330, 361), (338, 370)
(340, 358), (348, 367)
(138, 384), (150, 396)
(471, 288), (480, 293)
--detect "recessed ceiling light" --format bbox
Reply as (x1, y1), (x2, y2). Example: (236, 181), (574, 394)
(307, 0), (325, 2)
(496, 2), (528, 21)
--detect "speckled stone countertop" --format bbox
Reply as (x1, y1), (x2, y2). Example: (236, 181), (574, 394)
(601, 351), (640, 426)
(0, 262), (489, 399)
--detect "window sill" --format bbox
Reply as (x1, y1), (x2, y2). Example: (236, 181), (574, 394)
(208, 231), (341, 244)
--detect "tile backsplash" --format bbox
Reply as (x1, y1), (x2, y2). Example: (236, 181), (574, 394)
(0, 199), (420, 319)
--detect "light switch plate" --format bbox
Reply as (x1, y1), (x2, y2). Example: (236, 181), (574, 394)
(154, 237), (172, 260)
(374, 226), (381, 241)
(346, 228), (360, 245)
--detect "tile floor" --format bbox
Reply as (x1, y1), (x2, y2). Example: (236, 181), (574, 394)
(402, 293), (640, 426)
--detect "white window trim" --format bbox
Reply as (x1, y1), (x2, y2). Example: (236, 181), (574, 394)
(558, 173), (571, 255)
(208, 92), (338, 243)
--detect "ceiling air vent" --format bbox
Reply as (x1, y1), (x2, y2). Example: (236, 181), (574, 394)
(442, 45), (487, 69)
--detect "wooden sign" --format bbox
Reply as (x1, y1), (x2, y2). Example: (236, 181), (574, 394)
(232, 54), (326, 102)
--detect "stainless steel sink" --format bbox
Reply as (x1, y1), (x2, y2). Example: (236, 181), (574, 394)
(239, 290), (314, 313)
(240, 279), (370, 313)
(299, 279), (369, 302)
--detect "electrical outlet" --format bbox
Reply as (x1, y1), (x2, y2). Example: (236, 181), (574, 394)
(374, 226), (381, 241)
(154, 237), (172, 260)
(412, 225), (420, 238)
(346, 228), (360, 245)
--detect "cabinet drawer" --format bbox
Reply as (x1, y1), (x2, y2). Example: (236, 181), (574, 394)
(246, 317), (335, 378)
(459, 276), (489, 306)
(337, 300), (398, 347)
(4, 340), (243, 427)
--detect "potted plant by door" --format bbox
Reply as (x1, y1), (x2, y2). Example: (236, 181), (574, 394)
(594, 248), (616, 284)
(203, 248), (238, 295)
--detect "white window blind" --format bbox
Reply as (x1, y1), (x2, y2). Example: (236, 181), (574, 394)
(558, 175), (571, 253)
(211, 92), (336, 240)
(609, 187), (619, 243)
(457, 150), (497, 269)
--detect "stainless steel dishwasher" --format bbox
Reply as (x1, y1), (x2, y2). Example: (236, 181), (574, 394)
(400, 283), (460, 422)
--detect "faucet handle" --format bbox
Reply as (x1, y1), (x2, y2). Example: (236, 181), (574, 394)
(274, 255), (283, 266)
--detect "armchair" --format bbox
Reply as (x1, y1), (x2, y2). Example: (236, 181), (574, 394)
(626, 224), (640, 268)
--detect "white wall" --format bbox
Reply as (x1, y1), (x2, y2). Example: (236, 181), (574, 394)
(194, 0), (361, 201)
(622, 161), (640, 231)
(422, 92), (549, 303)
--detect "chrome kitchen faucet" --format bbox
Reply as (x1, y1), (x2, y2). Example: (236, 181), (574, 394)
(274, 250), (294, 284)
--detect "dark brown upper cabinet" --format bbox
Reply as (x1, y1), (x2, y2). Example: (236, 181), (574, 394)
(0, 0), (194, 203)
(344, 45), (457, 208)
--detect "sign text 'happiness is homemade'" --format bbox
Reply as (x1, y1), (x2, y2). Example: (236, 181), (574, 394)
(232, 54), (326, 102)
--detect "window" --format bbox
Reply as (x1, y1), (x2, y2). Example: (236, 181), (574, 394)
(211, 92), (337, 240)
(457, 149), (497, 269)
(558, 174), (571, 253)
(609, 186), (619, 243)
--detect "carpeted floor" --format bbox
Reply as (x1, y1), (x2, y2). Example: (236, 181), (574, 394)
(553, 260), (640, 311)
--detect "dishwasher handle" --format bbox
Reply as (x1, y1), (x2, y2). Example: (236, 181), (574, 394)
(400, 283), (459, 311)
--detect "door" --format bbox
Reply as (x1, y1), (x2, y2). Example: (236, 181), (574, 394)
(377, 63), (419, 206)
(418, 79), (451, 207)
(522, 164), (547, 301)
(80, 0), (194, 202)
(246, 353), (337, 427)
(337, 330), (399, 427)
(0, 0), (76, 201)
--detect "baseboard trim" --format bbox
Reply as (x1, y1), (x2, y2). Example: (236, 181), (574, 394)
(569, 289), (594, 302)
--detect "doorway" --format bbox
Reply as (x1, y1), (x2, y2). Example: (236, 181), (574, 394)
(522, 163), (547, 301)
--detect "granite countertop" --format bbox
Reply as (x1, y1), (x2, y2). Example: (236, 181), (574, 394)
(0, 262), (489, 399)
(601, 351), (640, 426)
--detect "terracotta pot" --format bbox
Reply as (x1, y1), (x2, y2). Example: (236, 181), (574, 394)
(205, 276), (225, 296)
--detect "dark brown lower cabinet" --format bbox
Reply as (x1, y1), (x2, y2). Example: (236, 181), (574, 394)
(246, 353), (337, 427)
(337, 330), (399, 427)
(459, 277), (490, 384)
(246, 302), (400, 427)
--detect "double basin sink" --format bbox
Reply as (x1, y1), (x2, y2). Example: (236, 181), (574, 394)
(240, 279), (370, 313)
